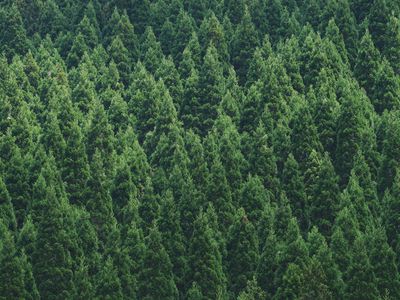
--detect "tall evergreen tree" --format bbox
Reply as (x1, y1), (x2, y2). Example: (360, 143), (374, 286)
(227, 208), (259, 296)
(138, 225), (178, 300)
(0, 219), (25, 299)
(189, 210), (227, 299)
(32, 176), (75, 299)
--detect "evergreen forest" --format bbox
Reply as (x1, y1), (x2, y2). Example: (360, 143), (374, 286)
(1, 0), (400, 299)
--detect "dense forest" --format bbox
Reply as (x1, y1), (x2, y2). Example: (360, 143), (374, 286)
(0, 0), (400, 299)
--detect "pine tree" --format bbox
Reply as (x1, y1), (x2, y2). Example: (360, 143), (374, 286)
(366, 226), (400, 299)
(85, 99), (115, 177)
(335, 80), (377, 186)
(282, 154), (308, 232)
(290, 105), (323, 172)
(257, 231), (278, 297)
(189, 210), (227, 299)
(206, 149), (235, 231)
(212, 114), (245, 195)
(239, 175), (268, 225)
(372, 59), (400, 113)
(0, 176), (17, 231)
(199, 12), (230, 64)
(155, 56), (183, 111)
(368, 0), (391, 52)
(0, 219), (25, 299)
(379, 111), (400, 193)
(227, 208), (259, 296)
(334, 0), (358, 61)
(108, 36), (131, 86)
(384, 15), (400, 75)
(158, 191), (188, 294)
(0, 4), (29, 59)
(384, 168), (400, 262)
(274, 217), (309, 295)
(86, 150), (117, 249)
(32, 178), (74, 299)
(308, 152), (340, 236)
(76, 15), (98, 49)
(354, 30), (381, 98)
(114, 10), (139, 61)
(139, 177), (160, 232)
(95, 256), (123, 299)
(111, 156), (137, 223)
(345, 234), (379, 299)
(141, 26), (164, 75)
(187, 282), (204, 300)
(307, 227), (344, 298)
(62, 119), (89, 206)
(66, 33), (89, 68)
(21, 250), (39, 300)
(138, 225), (178, 300)
(198, 45), (225, 135)
(237, 277), (266, 300)
(71, 64), (96, 114)
(231, 6), (260, 84)
(351, 150), (379, 218)
(247, 123), (280, 200)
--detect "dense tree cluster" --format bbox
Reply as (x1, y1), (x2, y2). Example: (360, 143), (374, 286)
(0, 0), (400, 299)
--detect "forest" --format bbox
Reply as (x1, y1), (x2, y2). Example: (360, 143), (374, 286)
(0, 0), (400, 299)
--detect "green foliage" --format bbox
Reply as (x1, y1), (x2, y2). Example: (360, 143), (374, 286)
(138, 225), (178, 300)
(1, 1), (400, 298)
(0, 220), (25, 299)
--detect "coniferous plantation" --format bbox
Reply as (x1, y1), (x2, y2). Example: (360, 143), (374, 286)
(1, 0), (400, 299)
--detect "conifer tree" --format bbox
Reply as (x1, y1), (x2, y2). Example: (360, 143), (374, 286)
(239, 175), (268, 225)
(274, 217), (309, 295)
(86, 150), (117, 249)
(231, 6), (259, 84)
(114, 10), (139, 61)
(237, 277), (266, 300)
(0, 176), (17, 231)
(189, 210), (227, 299)
(384, 15), (400, 75)
(0, 4), (29, 59)
(372, 58), (400, 113)
(158, 191), (188, 294)
(257, 231), (278, 297)
(95, 256), (123, 299)
(198, 45), (225, 135)
(351, 150), (379, 217)
(307, 227), (344, 298)
(247, 123), (280, 200)
(384, 168), (400, 261)
(308, 152), (340, 236)
(32, 178), (74, 299)
(354, 30), (381, 98)
(227, 208), (259, 296)
(138, 225), (178, 300)
(76, 15), (98, 49)
(141, 26), (164, 75)
(368, 0), (391, 52)
(379, 111), (400, 193)
(282, 154), (308, 232)
(345, 234), (379, 299)
(335, 80), (376, 185)
(66, 33), (89, 68)
(366, 226), (400, 299)
(290, 105), (323, 172)
(199, 13), (229, 63)
(85, 99), (115, 177)
(21, 250), (39, 300)
(108, 36), (131, 86)
(0, 219), (25, 299)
